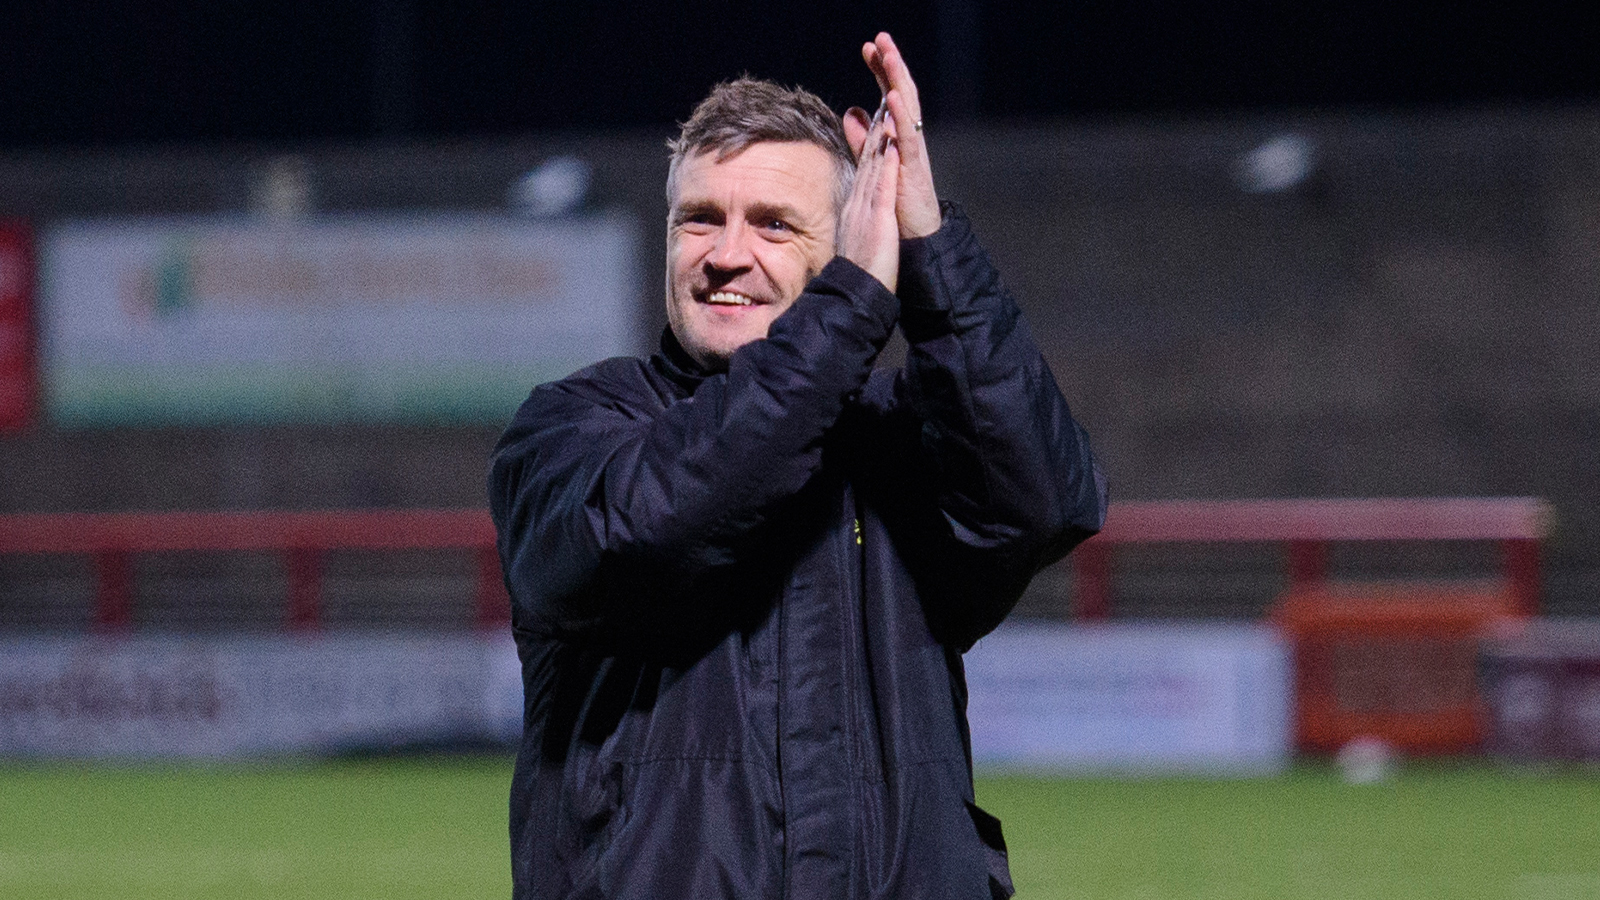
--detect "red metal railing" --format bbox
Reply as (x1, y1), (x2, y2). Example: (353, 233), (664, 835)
(1, 498), (1552, 629)
(1070, 497), (1551, 619)
(0, 509), (506, 631)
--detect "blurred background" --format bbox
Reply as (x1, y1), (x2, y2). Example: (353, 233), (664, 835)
(3, 2), (1600, 897)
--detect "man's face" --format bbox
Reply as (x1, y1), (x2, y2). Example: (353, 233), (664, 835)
(666, 141), (840, 371)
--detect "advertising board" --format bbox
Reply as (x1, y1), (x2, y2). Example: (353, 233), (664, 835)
(0, 633), (522, 758)
(965, 621), (1291, 774)
(1480, 619), (1600, 762)
(40, 213), (639, 425)
(3, 623), (1291, 769)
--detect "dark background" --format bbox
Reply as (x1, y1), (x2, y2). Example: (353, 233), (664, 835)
(6, 1), (1600, 623)
(5, 0), (1597, 148)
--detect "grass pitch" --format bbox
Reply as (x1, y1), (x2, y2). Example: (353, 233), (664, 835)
(0, 757), (511, 900)
(1, 757), (1596, 899)
(982, 764), (1600, 900)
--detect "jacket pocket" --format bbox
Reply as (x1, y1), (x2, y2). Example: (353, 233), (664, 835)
(965, 801), (1015, 900)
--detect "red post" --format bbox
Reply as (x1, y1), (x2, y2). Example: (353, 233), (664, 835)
(476, 544), (510, 629)
(93, 550), (133, 631)
(1072, 541), (1112, 621)
(1503, 537), (1542, 616)
(286, 547), (323, 631)
(1287, 539), (1329, 592)
(0, 220), (35, 434)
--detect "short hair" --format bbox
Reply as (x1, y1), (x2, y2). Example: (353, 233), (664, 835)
(666, 76), (856, 213)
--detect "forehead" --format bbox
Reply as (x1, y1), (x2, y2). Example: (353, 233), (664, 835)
(672, 141), (838, 212)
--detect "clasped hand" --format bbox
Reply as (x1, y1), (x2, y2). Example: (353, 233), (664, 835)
(837, 32), (942, 294)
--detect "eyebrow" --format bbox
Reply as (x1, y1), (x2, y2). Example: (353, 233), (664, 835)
(670, 200), (721, 224)
(744, 201), (805, 225)
(671, 199), (811, 230)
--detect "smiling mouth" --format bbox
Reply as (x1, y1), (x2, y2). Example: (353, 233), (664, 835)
(702, 290), (760, 307)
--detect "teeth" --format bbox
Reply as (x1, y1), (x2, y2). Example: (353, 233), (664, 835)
(706, 291), (754, 306)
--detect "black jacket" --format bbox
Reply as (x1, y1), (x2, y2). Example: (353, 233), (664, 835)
(490, 206), (1107, 899)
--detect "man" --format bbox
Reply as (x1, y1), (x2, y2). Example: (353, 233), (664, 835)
(490, 33), (1106, 899)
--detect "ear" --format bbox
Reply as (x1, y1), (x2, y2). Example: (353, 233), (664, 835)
(843, 107), (871, 160)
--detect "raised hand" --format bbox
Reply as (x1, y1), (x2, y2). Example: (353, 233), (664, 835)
(837, 105), (901, 292)
(843, 32), (941, 239)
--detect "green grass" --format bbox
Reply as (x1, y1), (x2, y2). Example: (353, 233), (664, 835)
(981, 763), (1600, 900)
(2, 757), (1597, 899)
(0, 757), (511, 900)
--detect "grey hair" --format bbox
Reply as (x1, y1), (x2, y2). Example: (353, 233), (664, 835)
(666, 76), (856, 214)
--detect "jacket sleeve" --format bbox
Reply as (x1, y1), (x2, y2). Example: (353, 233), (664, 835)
(887, 203), (1108, 649)
(489, 258), (899, 640)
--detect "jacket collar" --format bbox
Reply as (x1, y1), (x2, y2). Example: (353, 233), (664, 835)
(651, 327), (711, 395)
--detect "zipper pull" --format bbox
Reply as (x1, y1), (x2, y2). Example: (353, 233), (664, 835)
(853, 517), (863, 546)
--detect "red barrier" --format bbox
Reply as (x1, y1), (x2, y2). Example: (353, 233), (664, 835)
(1071, 497), (1551, 619)
(0, 220), (35, 433)
(1, 499), (1552, 630)
(0, 509), (507, 631)
(1273, 581), (1521, 754)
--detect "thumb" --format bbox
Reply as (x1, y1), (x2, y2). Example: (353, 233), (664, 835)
(843, 107), (871, 159)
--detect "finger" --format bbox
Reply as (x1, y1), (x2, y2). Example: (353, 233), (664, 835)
(880, 141), (901, 201)
(884, 90), (921, 158)
(873, 33), (922, 122)
(869, 95), (888, 131)
(880, 106), (898, 145)
(862, 41), (890, 97)
(852, 110), (884, 188)
(843, 107), (871, 159)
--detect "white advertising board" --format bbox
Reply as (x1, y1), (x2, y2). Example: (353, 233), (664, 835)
(2, 624), (1291, 769)
(965, 621), (1291, 774)
(0, 633), (523, 758)
(40, 213), (640, 425)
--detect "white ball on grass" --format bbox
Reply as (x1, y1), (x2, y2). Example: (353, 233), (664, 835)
(1336, 735), (1397, 784)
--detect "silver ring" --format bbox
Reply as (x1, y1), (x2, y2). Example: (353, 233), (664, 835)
(914, 120), (924, 132)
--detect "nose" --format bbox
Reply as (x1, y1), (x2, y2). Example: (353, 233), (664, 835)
(706, 219), (755, 271)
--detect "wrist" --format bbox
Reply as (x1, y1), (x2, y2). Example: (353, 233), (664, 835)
(900, 203), (942, 240)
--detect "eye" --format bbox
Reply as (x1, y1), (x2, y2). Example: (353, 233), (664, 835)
(759, 217), (794, 236)
(673, 206), (722, 231)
